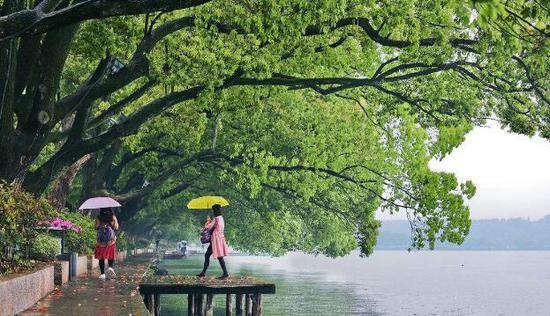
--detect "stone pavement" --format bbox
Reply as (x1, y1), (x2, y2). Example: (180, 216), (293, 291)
(21, 255), (152, 316)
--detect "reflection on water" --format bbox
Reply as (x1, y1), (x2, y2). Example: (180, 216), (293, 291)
(161, 251), (550, 316)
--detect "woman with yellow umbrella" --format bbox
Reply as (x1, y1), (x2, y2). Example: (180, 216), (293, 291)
(188, 196), (230, 279)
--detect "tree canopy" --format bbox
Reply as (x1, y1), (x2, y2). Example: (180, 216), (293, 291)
(0, 0), (548, 256)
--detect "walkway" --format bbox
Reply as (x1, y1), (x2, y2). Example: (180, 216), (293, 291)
(21, 255), (152, 316)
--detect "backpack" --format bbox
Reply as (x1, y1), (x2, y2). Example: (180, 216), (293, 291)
(97, 223), (114, 243)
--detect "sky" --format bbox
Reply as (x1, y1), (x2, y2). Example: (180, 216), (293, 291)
(377, 121), (550, 221)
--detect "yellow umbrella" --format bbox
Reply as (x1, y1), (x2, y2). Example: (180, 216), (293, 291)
(187, 196), (229, 209)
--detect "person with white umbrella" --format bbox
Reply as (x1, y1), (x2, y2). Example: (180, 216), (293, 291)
(79, 197), (121, 280)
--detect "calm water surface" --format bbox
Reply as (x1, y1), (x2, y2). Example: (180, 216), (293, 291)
(161, 251), (550, 315)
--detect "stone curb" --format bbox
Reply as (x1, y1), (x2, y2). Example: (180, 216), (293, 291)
(0, 265), (54, 316)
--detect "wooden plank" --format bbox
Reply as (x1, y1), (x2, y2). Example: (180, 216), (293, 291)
(246, 294), (253, 316)
(205, 294), (214, 316)
(235, 294), (243, 316)
(139, 284), (276, 295)
(144, 294), (152, 312)
(141, 275), (274, 286)
(139, 275), (276, 295)
(252, 294), (262, 316)
(162, 253), (185, 259)
(226, 294), (233, 316)
(153, 293), (161, 316)
(188, 294), (195, 316)
(197, 294), (206, 316)
(194, 294), (201, 316)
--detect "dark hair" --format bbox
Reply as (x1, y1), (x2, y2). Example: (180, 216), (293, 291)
(212, 204), (223, 216)
(99, 208), (114, 223)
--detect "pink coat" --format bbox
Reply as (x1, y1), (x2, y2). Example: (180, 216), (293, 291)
(205, 216), (229, 259)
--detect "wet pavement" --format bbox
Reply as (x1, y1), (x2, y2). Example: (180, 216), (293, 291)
(21, 255), (152, 316)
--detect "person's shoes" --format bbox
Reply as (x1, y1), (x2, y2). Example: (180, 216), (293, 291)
(217, 274), (229, 280)
(107, 267), (116, 278)
(99, 274), (106, 280)
(196, 272), (205, 278)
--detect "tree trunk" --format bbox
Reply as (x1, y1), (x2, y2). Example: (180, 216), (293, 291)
(79, 153), (99, 203)
(47, 154), (91, 209)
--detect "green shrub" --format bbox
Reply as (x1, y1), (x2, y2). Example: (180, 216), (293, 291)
(135, 238), (151, 249)
(30, 233), (61, 261)
(126, 238), (136, 250)
(116, 231), (129, 251)
(57, 211), (95, 255)
(0, 182), (54, 274)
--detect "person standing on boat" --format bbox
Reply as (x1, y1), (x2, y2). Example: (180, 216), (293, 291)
(197, 204), (229, 279)
(95, 208), (119, 280)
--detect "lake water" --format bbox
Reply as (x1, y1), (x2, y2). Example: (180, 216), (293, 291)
(161, 251), (550, 315)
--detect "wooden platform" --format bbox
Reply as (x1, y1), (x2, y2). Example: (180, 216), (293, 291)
(139, 275), (276, 316)
(162, 253), (186, 259)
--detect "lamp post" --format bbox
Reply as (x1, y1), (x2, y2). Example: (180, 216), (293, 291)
(100, 57), (125, 102)
(46, 227), (66, 256)
(109, 57), (125, 75)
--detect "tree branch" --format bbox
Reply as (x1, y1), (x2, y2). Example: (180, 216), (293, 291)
(66, 56), (112, 144)
(106, 146), (183, 188)
(55, 16), (195, 121)
(161, 180), (195, 200)
(86, 78), (157, 130)
(0, 0), (212, 41)
(261, 182), (353, 225)
(101, 150), (213, 203)
(304, 18), (477, 49)
(513, 56), (550, 106)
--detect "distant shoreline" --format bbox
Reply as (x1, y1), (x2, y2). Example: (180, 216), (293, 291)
(377, 217), (550, 251)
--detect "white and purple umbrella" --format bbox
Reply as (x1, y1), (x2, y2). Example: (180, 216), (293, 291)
(78, 197), (121, 210)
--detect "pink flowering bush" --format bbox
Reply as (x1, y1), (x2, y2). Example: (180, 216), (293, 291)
(49, 217), (82, 233)
(55, 212), (95, 255)
(37, 212), (94, 254)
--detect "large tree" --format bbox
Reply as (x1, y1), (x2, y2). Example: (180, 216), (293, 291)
(1, 0), (548, 255)
(80, 85), (474, 256)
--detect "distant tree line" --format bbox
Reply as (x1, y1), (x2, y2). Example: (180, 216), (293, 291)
(377, 216), (550, 250)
